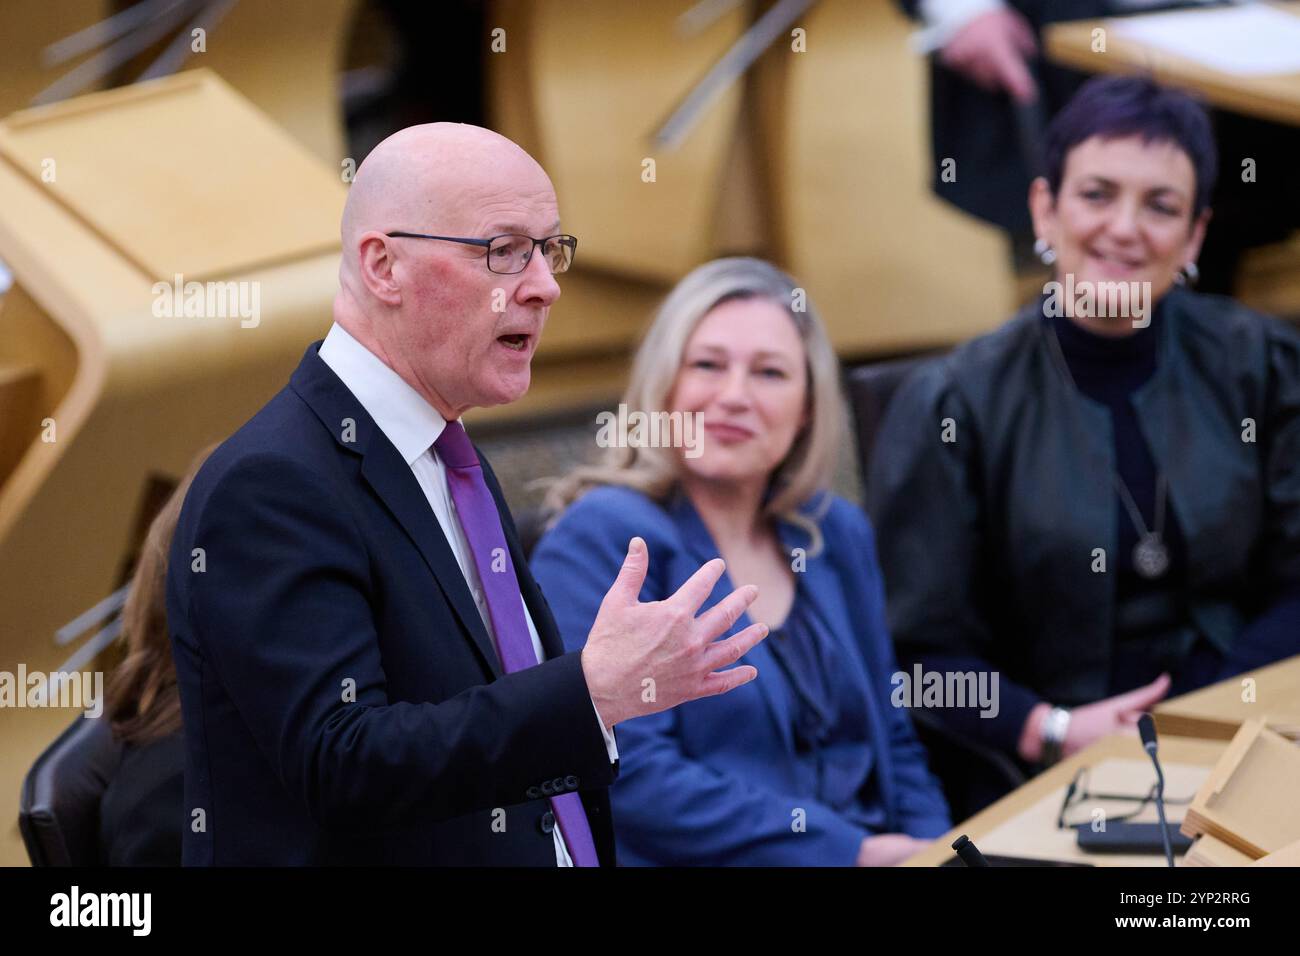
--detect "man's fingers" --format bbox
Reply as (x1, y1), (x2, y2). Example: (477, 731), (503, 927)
(669, 557), (727, 615)
(697, 664), (759, 698)
(942, 44), (974, 72)
(1008, 12), (1038, 57)
(992, 45), (1037, 104)
(695, 584), (759, 639)
(952, 54), (995, 91)
(603, 536), (649, 608)
(702, 621), (769, 671)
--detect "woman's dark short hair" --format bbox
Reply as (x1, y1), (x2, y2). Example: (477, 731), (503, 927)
(1042, 75), (1217, 220)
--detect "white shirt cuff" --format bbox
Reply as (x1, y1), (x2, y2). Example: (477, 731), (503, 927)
(590, 696), (619, 763)
(912, 0), (1005, 54)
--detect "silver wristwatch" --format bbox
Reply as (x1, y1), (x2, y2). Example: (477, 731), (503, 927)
(1039, 706), (1071, 766)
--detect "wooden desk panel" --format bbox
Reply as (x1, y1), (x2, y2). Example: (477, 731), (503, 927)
(1155, 654), (1300, 742)
(0, 71), (345, 283)
(905, 734), (1226, 867)
(1045, 3), (1300, 127)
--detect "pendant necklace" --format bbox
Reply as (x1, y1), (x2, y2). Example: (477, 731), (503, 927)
(1114, 472), (1169, 579)
(1044, 322), (1170, 580)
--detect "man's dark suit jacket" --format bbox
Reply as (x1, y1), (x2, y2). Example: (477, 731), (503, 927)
(165, 342), (618, 865)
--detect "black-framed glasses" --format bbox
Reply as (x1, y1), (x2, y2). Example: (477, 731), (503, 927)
(385, 231), (577, 275)
(1056, 766), (1193, 830)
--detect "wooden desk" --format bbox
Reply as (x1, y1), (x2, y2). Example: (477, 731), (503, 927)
(1044, 2), (1300, 127)
(905, 733), (1226, 867)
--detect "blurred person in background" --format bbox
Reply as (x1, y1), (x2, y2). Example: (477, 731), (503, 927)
(533, 257), (950, 866)
(868, 76), (1300, 813)
(101, 447), (213, 866)
(897, 0), (1300, 293)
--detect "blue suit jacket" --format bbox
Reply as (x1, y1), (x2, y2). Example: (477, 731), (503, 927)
(531, 486), (950, 865)
(166, 343), (617, 865)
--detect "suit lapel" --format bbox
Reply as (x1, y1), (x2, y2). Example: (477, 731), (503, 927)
(360, 441), (503, 678)
(782, 519), (889, 799)
(779, 523), (873, 700)
(291, 343), (503, 680)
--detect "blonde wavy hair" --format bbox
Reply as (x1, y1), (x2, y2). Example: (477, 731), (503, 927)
(543, 257), (849, 555)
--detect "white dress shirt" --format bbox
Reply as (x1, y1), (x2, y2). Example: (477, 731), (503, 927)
(912, 0), (1003, 53)
(911, 0), (1181, 53)
(319, 322), (616, 866)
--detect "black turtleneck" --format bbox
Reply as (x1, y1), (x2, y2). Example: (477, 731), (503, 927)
(1049, 302), (1192, 691)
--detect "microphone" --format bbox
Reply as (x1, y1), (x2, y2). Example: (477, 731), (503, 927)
(1137, 713), (1175, 868)
(952, 834), (990, 867)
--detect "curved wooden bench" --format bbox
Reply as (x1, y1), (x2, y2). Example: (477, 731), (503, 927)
(0, 70), (346, 866)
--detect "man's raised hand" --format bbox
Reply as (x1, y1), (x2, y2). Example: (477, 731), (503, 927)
(581, 536), (767, 729)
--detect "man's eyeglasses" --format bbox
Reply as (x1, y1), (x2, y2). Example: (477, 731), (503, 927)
(385, 231), (577, 275)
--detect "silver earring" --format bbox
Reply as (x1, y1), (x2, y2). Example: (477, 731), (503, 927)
(1033, 237), (1056, 266)
(1176, 261), (1199, 287)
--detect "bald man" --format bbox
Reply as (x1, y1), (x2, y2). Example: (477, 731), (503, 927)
(166, 124), (767, 865)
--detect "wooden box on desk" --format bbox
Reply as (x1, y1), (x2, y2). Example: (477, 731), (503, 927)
(1180, 718), (1300, 861)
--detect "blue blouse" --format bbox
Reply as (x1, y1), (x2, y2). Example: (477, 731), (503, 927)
(766, 583), (889, 834)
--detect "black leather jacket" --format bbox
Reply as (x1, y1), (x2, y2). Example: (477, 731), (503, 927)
(867, 288), (1300, 711)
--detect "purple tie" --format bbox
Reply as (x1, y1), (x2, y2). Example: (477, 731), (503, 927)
(434, 420), (600, 866)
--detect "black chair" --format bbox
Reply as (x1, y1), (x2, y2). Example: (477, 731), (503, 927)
(19, 715), (122, 866)
(905, 708), (1029, 819)
(844, 352), (946, 480)
(845, 352), (1028, 819)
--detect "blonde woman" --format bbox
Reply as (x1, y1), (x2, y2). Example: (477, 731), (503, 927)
(531, 257), (949, 866)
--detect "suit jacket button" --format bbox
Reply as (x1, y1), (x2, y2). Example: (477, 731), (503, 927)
(552, 777), (565, 793)
(564, 775), (579, 790)
(539, 811), (555, 835)
(526, 786), (541, 800)
(541, 780), (554, 796)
